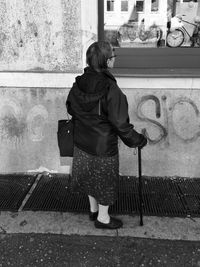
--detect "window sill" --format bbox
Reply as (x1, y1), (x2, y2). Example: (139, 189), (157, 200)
(111, 47), (200, 77)
(111, 68), (200, 78)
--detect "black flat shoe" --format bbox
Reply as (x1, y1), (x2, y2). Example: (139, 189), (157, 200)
(94, 217), (123, 229)
(89, 211), (98, 221)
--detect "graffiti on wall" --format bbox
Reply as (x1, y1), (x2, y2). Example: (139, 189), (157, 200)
(0, 98), (48, 144)
(0, 93), (200, 147)
(136, 94), (200, 145)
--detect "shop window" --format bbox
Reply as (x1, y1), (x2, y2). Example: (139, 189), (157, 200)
(136, 0), (144, 12)
(151, 0), (159, 12)
(121, 0), (128, 11)
(107, 0), (115, 11)
(104, 0), (200, 49)
(101, 0), (200, 71)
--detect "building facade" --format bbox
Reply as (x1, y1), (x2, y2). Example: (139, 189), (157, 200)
(0, 0), (200, 179)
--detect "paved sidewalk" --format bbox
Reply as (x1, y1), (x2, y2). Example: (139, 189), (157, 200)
(1, 211), (200, 241)
(1, 211), (200, 266)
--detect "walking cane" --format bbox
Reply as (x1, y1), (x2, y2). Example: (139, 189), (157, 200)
(138, 147), (143, 226)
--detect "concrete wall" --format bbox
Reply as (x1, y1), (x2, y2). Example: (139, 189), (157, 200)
(0, 0), (98, 174)
(0, 0), (82, 71)
(0, 84), (70, 173)
(0, 75), (200, 179)
(118, 77), (200, 178)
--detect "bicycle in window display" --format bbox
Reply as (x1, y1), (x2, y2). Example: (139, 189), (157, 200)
(166, 15), (200, 47)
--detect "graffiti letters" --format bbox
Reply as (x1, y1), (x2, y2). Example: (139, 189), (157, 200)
(0, 94), (199, 147)
(136, 95), (167, 144)
(136, 95), (200, 145)
(169, 97), (200, 143)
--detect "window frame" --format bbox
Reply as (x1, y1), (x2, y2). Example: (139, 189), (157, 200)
(98, 0), (200, 76)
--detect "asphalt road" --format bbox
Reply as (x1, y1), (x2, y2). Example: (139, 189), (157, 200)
(1, 233), (200, 267)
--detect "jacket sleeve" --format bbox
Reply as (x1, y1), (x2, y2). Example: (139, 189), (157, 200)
(107, 83), (145, 148)
(66, 87), (74, 116)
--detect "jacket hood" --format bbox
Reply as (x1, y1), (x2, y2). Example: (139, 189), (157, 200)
(69, 67), (116, 112)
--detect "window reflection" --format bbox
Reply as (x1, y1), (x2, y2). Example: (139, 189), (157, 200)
(121, 0), (129, 11)
(151, 0), (159, 12)
(136, 0), (144, 12)
(107, 0), (115, 11)
(104, 0), (200, 48)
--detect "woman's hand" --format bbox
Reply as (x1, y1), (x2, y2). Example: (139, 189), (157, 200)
(138, 129), (148, 149)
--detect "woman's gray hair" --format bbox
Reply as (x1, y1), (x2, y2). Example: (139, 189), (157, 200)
(86, 41), (113, 71)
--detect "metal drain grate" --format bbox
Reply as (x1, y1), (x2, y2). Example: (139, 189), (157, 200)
(0, 174), (36, 211)
(23, 175), (89, 212)
(23, 175), (200, 217)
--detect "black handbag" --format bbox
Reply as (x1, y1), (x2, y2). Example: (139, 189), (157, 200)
(57, 117), (74, 157)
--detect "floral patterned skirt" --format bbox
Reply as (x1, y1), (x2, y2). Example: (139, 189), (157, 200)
(72, 146), (119, 206)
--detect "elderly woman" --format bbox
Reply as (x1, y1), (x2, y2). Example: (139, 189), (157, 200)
(66, 41), (147, 230)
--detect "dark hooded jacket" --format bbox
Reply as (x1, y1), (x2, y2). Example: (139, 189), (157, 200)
(66, 67), (145, 156)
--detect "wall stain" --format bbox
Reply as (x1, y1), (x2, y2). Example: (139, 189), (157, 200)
(27, 22), (38, 38)
(0, 115), (26, 140)
(30, 88), (37, 98)
(0, 1), (82, 71)
(39, 88), (47, 98)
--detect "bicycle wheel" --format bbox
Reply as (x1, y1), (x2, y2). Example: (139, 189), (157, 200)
(166, 29), (184, 47)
